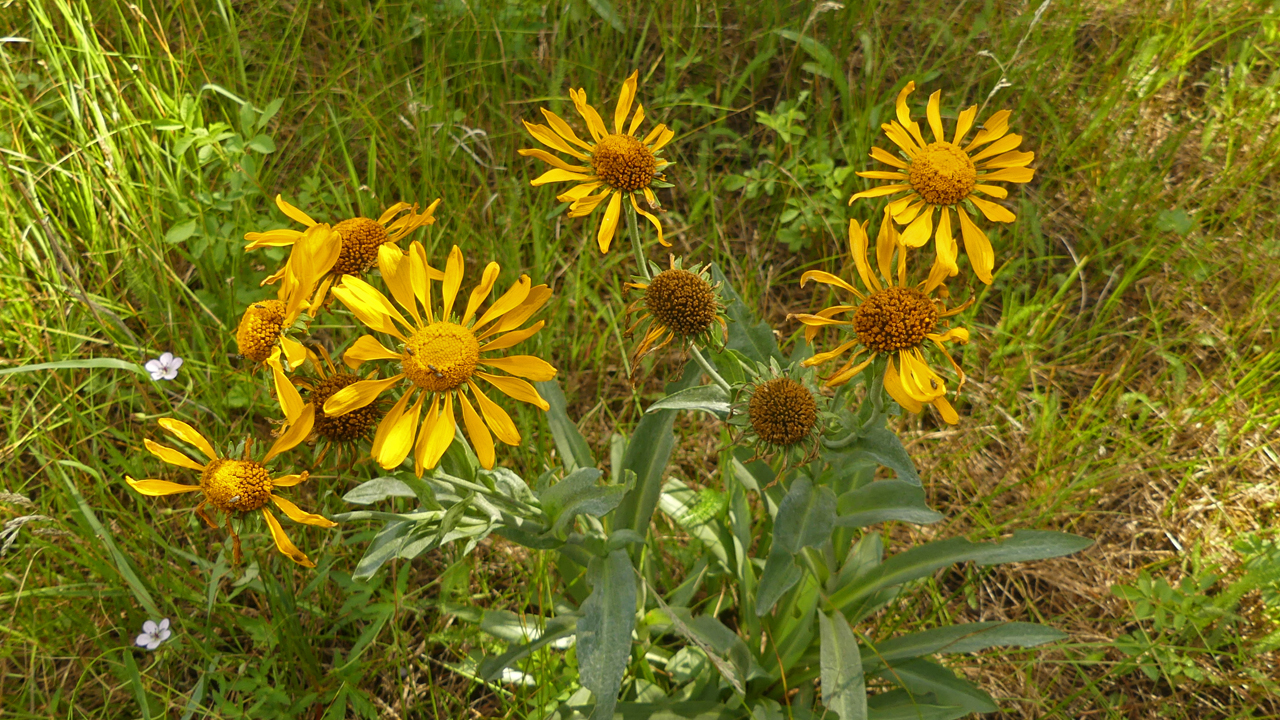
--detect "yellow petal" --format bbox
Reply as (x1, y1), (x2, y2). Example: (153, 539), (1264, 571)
(596, 191), (622, 254)
(859, 171), (909, 180)
(478, 372), (549, 410)
(852, 216), (880, 290)
(894, 81), (916, 126)
(324, 375), (404, 416)
(899, 205), (935, 248)
(532, 167), (596, 186)
(485, 285), (552, 337)
(965, 109), (1010, 151)
(271, 493), (337, 528)
(979, 167), (1035, 184)
(928, 327), (971, 344)
(522, 120), (588, 159)
(869, 146), (908, 169)
(875, 211), (899, 288)
(558, 182), (605, 203)
(973, 184), (1008, 199)
(409, 241), (435, 322)
(377, 244), (421, 324)
(474, 275), (531, 330)
(934, 207), (958, 277)
(615, 70), (638, 135)
(276, 194), (317, 227)
(970, 133), (1023, 163)
(517, 147), (588, 173)
(419, 393), (455, 472)
(332, 276), (410, 340)
(343, 334), (402, 370)
(480, 320), (545, 352)
(243, 228), (303, 250)
(126, 476), (202, 496)
(650, 126), (676, 153)
(791, 313), (849, 328)
(628, 102), (646, 136)
(977, 150), (1035, 170)
(272, 472), (309, 487)
(797, 304), (855, 344)
(382, 198), (441, 243)
(261, 507), (315, 568)
(801, 269), (861, 297)
(568, 192), (611, 219)
(953, 105), (977, 145)
(280, 336), (307, 370)
(469, 380), (521, 445)
(463, 262), (501, 326)
(898, 350), (946, 402)
(458, 391), (495, 470)
(570, 87), (608, 141)
(370, 389), (413, 459)
(956, 208), (995, 284)
(144, 439), (206, 471)
(269, 351), (304, 424)
(539, 108), (593, 152)
(441, 245), (464, 321)
(480, 355), (557, 381)
(631, 194), (667, 246)
(264, 403), (315, 463)
(158, 418), (219, 460)
(970, 196), (1017, 223)
(883, 356), (923, 413)
(893, 197), (926, 225)
(377, 391), (422, 470)
(926, 90), (944, 144)
(932, 395), (959, 425)
(881, 122), (921, 158)
(826, 356), (874, 387)
(850, 183), (911, 202)
(805, 338), (858, 366)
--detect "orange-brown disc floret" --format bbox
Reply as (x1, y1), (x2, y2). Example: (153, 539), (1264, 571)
(592, 134), (657, 192)
(311, 373), (379, 442)
(748, 378), (818, 447)
(200, 459), (274, 513)
(908, 142), (977, 206)
(852, 287), (939, 354)
(330, 218), (390, 276)
(235, 300), (287, 363)
(401, 322), (481, 392)
(644, 269), (717, 338)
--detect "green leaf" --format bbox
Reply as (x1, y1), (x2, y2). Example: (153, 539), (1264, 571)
(0, 357), (145, 377)
(247, 133), (276, 153)
(613, 362), (699, 537)
(845, 427), (920, 485)
(343, 477), (418, 505)
(1156, 208), (1194, 235)
(866, 690), (966, 720)
(659, 479), (729, 567)
(164, 219), (198, 245)
(872, 659), (997, 714)
(863, 622), (1066, 673)
(969, 530), (1095, 566)
(612, 701), (736, 720)
(775, 476), (837, 553)
(775, 30), (850, 108)
(578, 550), (637, 720)
(820, 610), (867, 720)
(755, 547), (803, 617)
(351, 521), (412, 580)
(586, 0), (625, 32)
(646, 383), (730, 417)
(709, 263), (783, 363)
(835, 480), (942, 528)
(536, 380), (596, 472)
(479, 615), (578, 681)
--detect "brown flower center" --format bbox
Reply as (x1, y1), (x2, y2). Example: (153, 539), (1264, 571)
(201, 458), (273, 513)
(591, 134), (657, 192)
(644, 269), (716, 338)
(312, 373), (379, 442)
(853, 287), (938, 354)
(331, 217), (389, 276)
(908, 142), (976, 206)
(402, 322), (480, 392)
(235, 300), (286, 363)
(748, 378), (818, 447)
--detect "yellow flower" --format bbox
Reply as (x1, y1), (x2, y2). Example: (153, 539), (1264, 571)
(790, 210), (971, 425)
(244, 194), (441, 310)
(125, 410), (335, 567)
(323, 242), (556, 473)
(293, 344), (385, 465)
(519, 70), (675, 253)
(850, 81), (1036, 284)
(235, 223), (337, 424)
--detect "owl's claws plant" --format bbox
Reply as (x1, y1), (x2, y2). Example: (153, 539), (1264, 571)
(126, 73), (1086, 719)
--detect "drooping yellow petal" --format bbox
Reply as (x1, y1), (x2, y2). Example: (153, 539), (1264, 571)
(469, 380), (521, 445)
(324, 375), (404, 417)
(926, 90), (945, 143)
(869, 146), (909, 169)
(570, 88), (608, 141)
(884, 356), (924, 413)
(539, 108), (593, 152)
(956, 208), (995, 285)
(478, 372), (549, 410)
(264, 404), (315, 463)
(261, 507), (315, 567)
(419, 393), (456, 472)
(899, 205), (935, 248)
(898, 349), (946, 403)
(800, 269), (861, 297)
(268, 350), (305, 424)
(979, 167), (1035, 184)
(970, 196), (1017, 223)
(458, 391), (495, 470)
(377, 391), (423, 470)
(932, 395), (960, 425)
(158, 418), (219, 461)
(280, 337), (307, 371)
(377, 244), (421, 324)
(874, 211), (896, 288)
(615, 70), (638, 135)
(522, 120), (589, 159)
(790, 313), (848, 328)
(935, 207), (958, 277)
(144, 439), (206, 471)
(275, 194), (318, 228)
(480, 355), (557, 382)
(826, 355), (874, 388)
(558, 182), (605, 203)
(797, 305), (855, 344)
(517, 147), (589, 173)
(596, 191), (622, 254)
(126, 476), (202, 496)
(271, 494), (336, 528)
(441, 245), (464, 321)
(567, 190), (611, 217)
(480, 321), (545, 352)
(887, 194), (919, 219)
(631, 194), (667, 247)
(953, 105), (977, 145)
(928, 327), (971, 344)
(474, 275), (532, 330)
(804, 338), (858, 366)
(371, 389), (415, 459)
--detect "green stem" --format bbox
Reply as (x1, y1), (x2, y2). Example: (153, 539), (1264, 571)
(690, 344), (732, 393)
(624, 198), (652, 281)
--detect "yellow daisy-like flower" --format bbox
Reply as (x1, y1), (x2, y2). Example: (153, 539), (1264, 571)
(124, 409), (335, 567)
(322, 242), (556, 474)
(244, 194), (441, 310)
(790, 210), (971, 425)
(235, 223), (337, 424)
(850, 81), (1036, 284)
(519, 70), (675, 253)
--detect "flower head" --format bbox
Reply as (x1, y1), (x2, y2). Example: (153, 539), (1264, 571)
(520, 70), (675, 253)
(729, 360), (827, 465)
(292, 344), (385, 465)
(144, 353), (183, 381)
(135, 619), (171, 650)
(324, 243), (556, 473)
(790, 210), (971, 424)
(850, 81), (1035, 284)
(125, 412), (335, 567)
(245, 194), (441, 310)
(624, 256), (728, 367)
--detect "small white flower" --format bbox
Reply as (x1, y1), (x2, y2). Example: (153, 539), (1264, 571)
(144, 352), (183, 381)
(135, 618), (171, 650)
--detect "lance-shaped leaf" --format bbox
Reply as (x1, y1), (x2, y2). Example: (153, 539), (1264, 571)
(578, 550), (637, 720)
(861, 622), (1066, 674)
(646, 383), (731, 417)
(820, 610), (867, 720)
(709, 263), (783, 363)
(845, 427), (920, 485)
(757, 476), (838, 615)
(871, 659), (997, 714)
(835, 480), (942, 528)
(536, 380), (595, 472)
(478, 615), (578, 681)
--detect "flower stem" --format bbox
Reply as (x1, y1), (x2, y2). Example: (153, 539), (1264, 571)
(624, 199), (652, 281)
(690, 344), (732, 393)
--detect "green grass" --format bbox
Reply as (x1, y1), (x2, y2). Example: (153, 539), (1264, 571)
(2, 0), (1279, 717)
